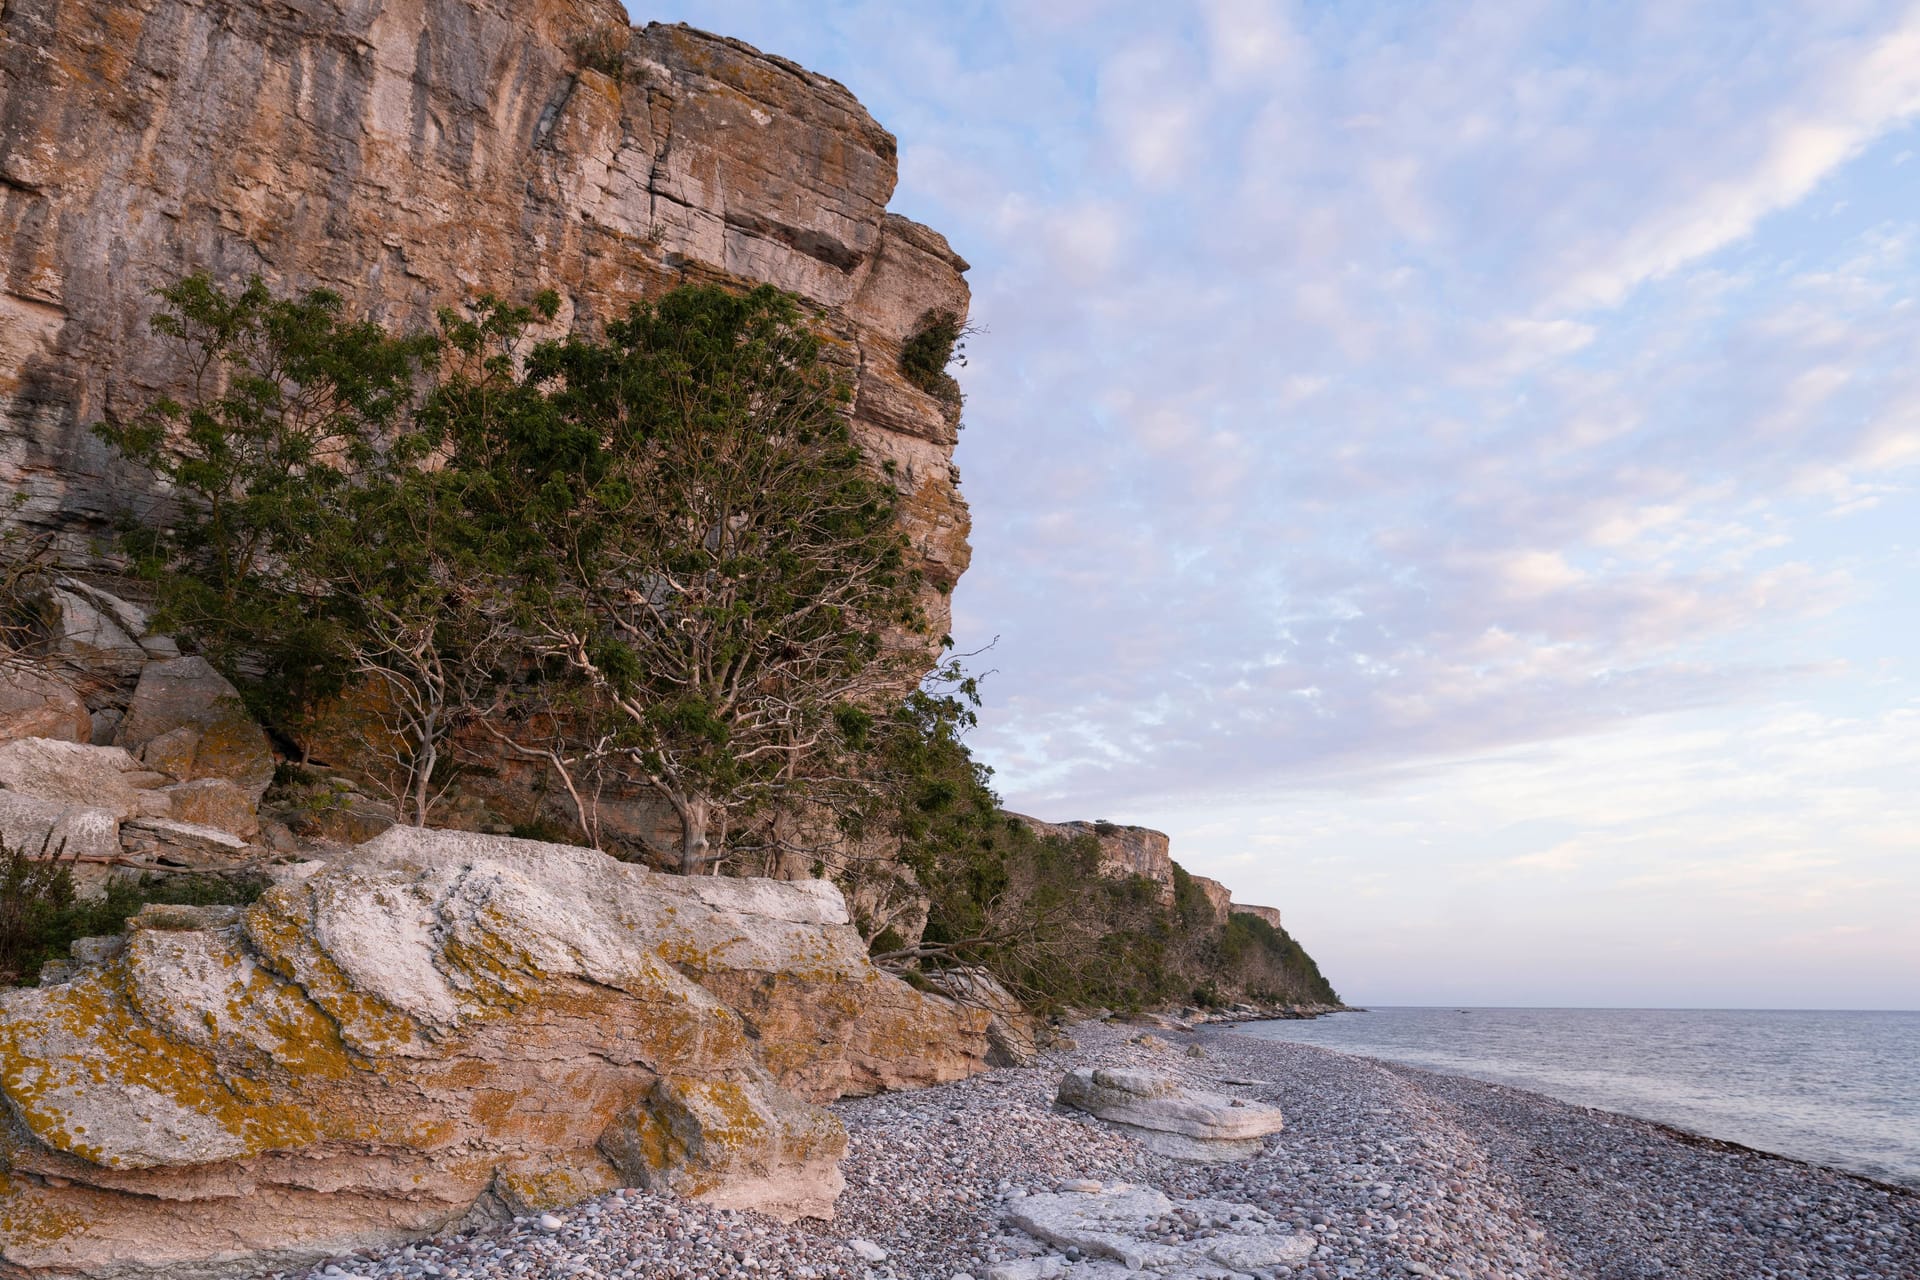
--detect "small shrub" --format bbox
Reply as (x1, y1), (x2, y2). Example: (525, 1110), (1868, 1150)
(0, 857), (268, 987)
(899, 309), (970, 404)
(138, 908), (207, 932)
(0, 840), (76, 983)
(572, 27), (627, 78)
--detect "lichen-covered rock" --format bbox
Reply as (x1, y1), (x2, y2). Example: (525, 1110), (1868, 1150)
(156, 777), (259, 838)
(0, 828), (987, 1277)
(113, 657), (275, 801)
(601, 1075), (848, 1220)
(1054, 1067), (1285, 1162)
(0, 668), (90, 744)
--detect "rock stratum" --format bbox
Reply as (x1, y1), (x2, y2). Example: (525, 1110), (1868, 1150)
(0, 0), (971, 638)
(0, 828), (987, 1278)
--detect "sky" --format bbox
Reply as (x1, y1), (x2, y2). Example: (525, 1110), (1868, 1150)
(633, 1), (1920, 1010)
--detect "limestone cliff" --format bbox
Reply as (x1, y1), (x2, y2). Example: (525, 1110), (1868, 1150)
(1011, 815), (1177, 906)
(1232, 903), (1283, 930)
(1190, 873), (1234, 927)
(0, 0), (970, 636)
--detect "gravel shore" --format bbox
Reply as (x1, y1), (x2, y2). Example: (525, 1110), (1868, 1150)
(276, 1021), (1918, 1280)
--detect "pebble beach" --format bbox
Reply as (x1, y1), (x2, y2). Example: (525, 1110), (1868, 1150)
(277, 1021), (1918, 1280)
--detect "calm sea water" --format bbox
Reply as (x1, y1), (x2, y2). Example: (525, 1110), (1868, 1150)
(1237, 1007), (1920, 1187)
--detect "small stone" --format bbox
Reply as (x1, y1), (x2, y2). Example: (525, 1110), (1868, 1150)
(538, 1213), (565, 1232)
(848, 1238), (888, 1263)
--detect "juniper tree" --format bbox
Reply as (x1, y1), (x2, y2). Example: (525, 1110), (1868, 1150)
(445, 285), (931, 872)
(95, 275), (503, 825)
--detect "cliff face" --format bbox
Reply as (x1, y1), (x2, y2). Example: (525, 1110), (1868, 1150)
(0, 0), (970, 635)
(1232, 903), (1283, 929)
(1190, 873), (1234, 926)
(1013, 815), (1177, 906)
(1011, 814), (1288, 932)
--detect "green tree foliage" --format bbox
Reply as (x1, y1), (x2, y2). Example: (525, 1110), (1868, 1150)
(97, 276), (506, 824)
(444, 285), (929, 871)
(101, 277), (928, 865)
(96, 277), (440, 721)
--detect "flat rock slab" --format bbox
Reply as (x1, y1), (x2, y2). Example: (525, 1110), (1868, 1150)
(0, 737), (171, 820)
(1056, 1067), (1284, 1162)
(1006, 1184), (1315, 1277)
(0, 790), (119, 862)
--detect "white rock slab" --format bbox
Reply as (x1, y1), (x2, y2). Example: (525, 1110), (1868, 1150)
(1055, 1067), (1284, 1161)
(1004, 1184), (1316, 1278)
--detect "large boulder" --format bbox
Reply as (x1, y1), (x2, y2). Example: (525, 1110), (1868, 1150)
(1054, 1067), (1285, 1162)
(0, 829), (988, 1277)
(0, 667), (90, 744)
(44, 587), (149, 677)
(113, 657), (275, 802)
(156, 777), (260, 839)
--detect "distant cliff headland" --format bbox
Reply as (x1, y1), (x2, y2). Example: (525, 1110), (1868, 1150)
(0, 2), (1337, 1275)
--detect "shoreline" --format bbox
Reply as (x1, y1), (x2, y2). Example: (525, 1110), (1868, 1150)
(1226, 1016), (1920, 1197)
(274, 1020), (1917, 1280)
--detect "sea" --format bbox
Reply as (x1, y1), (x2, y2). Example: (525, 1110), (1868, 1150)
(1237, 1006), (1920, 1188)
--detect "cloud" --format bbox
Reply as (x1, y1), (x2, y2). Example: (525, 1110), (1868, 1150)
(1551, 12), (1920, 310)
(1097, 40), (1212, 186)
